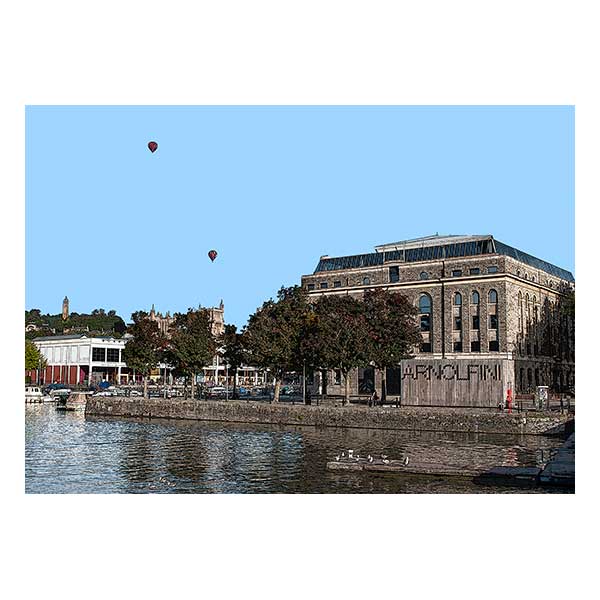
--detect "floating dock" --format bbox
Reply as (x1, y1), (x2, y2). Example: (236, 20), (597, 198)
(327, 457), (540, 484)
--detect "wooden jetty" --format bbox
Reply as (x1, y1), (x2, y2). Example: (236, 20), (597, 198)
(327, 457), (540, 484)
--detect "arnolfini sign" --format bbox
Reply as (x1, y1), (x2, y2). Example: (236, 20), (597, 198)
(399, 359), (510, 408)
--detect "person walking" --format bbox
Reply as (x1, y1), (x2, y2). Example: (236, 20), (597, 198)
(370, 390), (378, 407)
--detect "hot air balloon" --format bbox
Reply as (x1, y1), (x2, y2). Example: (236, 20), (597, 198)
(148, 141), (158, 153)
(208, 250), (218, 262)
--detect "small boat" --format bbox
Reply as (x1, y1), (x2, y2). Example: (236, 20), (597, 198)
(52, 389), (71, 410)
(25, 386), (51, 403)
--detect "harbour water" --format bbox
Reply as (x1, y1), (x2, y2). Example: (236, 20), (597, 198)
(25, 405), (569, 494)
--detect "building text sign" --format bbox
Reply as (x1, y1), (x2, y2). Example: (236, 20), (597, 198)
(402, 362), (501, 382)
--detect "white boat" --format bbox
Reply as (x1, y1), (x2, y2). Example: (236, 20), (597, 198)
(25, 386), (51, 403)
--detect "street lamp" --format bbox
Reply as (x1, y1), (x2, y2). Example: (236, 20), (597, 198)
(226, 363), (230, 400)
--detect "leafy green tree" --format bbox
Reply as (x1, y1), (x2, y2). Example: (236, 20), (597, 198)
(244, 286), (309, 402)
(219, 324), (247, 399)
(25, 339), (46, 372)
(302, 294), (371, 404)
(121, 311), (164, 398)
(166, 308), (216, 400)
(363, 289), (420, 402)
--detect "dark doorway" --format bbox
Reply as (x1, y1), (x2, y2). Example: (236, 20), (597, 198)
(386, 367), (402, 396)
(358, 367), (375, 394)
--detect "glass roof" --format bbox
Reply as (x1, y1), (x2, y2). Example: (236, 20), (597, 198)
(313, 236), (574, 282)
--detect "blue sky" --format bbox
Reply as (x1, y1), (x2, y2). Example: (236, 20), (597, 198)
(26, 106), (574, 328)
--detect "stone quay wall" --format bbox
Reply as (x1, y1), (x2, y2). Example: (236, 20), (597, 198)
(85, 397), (571, 436)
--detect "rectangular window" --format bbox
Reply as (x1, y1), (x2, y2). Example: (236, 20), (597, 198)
(320, 282), (328, 289)
(307, 284), (315, 291)
(420, 315), (431, 331)
(334, 369), (342, 385)
(420, 342), (432, 353)
(358, 367), (375, 394)
(489, 340), (499, 352)
(453, 341), (463, 352)
(469, 268), (480, 275)
(451, 270), (462, 277)
(454, 316), (462, 330)
(389, 266), (400, 283)
(92, 347), (106, 362)
(489, 314), (498, 329)
(106, 348), (120, 362)
(472, 315), (480, 330)
(471, 341), (481, 352)
(488, 266), (498, 273)
(333, 281), (341, 288)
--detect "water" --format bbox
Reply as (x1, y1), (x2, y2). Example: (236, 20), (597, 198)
(25, 405), (568, 493)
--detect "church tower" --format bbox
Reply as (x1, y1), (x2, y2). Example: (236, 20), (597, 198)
(62, 296), (69, 321)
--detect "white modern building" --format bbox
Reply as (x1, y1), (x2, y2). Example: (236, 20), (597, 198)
(28, 334), (130, 385)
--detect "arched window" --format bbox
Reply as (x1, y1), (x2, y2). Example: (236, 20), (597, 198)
(363, 277), (370, 286)
(471, 291), (480, 305)
(488, 289), (498, 303)
(419, 294), (431, 313)
(419, 271), (429, 280)
(419, 294), (432, 333)
(518, 291), (523, 332)
(454, 292), (462, 306)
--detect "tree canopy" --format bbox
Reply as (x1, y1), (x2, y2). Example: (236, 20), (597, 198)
(25, 340), (46, 372)
(302, 294), (371, 403)
(219, 324), (247, 398)
(165, 308), (216, 399)
(244, 286), (309, 402)
(121, 311), (164, 397)
(25, 308), (126, 338)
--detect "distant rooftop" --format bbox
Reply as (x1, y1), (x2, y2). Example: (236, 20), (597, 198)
(33, 334), (122, 342)
(313, 234), (574, 282)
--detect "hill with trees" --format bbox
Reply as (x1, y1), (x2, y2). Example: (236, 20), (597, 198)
(25, 308), (127, 339)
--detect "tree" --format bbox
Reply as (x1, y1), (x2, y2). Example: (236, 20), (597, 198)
(244, 286), (309, 403)
(166, 308), (216, 400)
(302, 294), (371, 405)
(219, 324), (247, 399)
(363, 289), (421, 403)
(121, 311), (163, 398)
(25, 339), (46, 372)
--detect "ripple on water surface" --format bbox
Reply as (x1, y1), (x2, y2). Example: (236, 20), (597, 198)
(25, 405), (568, 494)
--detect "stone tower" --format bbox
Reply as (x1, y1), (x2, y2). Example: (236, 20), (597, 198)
(62, 296), (69, 321)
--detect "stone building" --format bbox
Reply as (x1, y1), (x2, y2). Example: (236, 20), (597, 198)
(300, 234), (574, 407)
(149, 300), (225, 337)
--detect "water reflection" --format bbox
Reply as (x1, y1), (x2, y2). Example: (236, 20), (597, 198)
(25, 405), (568, 494)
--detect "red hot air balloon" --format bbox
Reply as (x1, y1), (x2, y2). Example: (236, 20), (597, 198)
(148, 141), (158, 153)
(208, 250), (218, 262)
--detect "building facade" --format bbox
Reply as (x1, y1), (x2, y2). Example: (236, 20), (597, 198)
(27, 334), (130, 385)
(300, 234), (574, 407)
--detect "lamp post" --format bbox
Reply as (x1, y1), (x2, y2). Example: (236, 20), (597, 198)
(226, 363), (230, 400)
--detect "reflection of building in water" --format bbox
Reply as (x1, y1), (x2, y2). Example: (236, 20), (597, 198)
(301, 234), (575, 406)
